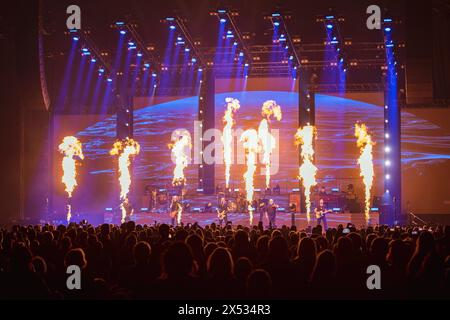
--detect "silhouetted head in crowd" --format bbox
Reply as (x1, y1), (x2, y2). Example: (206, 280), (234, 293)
(416, 231), (435, 255)
(234, 230), (249, 248)
(207, 247), (234, 280)
(334, 236), (353, 265)
(234, 257), (253, 282)
(247, 269), (272, 299)
(133, 241), (151, 265)
(10, 245), (33, 272)
(315, 236), (328, 253)
(268, 236), (289, 263)
(186, 234), (204, 258)
(346, 232), (363, 253)
(64, 248), (87, 269)
(204, 242), (218, 261)
(161, 242), (194, 279)
(158, 224), (170, 240)
(311, 249), (336, 282)
(125, 233), (137, 249)
(31, 256), (47, 276)
(370, 237), (388, 264)
(175, 228), (189, 242)
(100, 224), (110, 237)
(297, 237), (316, 270)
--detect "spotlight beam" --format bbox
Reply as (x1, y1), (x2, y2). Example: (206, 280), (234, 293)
(170, 15), (207, 69)
(268, 12), (301, 68)
(116, 21), (162, 74)
(73, 31), (113, 79)
(319, 12), (348, 69)
(212, 8), (253, 70)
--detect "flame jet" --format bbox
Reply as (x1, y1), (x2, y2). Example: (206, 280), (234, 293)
(355, 123), (375, 224)
(222, 98), (240, 188)
(240, 129), (259, 225)
(258, 100), (282, 188)
(110, 138), (140, 224)
(169, 130), (192, 187)
(58, 136), (84, 223)
(295, 126), (318, 224)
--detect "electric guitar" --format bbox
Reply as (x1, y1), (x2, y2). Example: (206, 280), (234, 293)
(315, 208), (332, 219)
(170, 202), (182, 218)
(217, 208), (227, 220)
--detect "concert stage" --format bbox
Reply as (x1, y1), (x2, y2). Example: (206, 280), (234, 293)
(100, 211), (379, 229)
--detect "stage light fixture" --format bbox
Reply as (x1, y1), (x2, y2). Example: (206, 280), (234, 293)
(120, 30), (126, 35)
(274, 21), (280, 27)
(220, 18), (226, 23)
(169, 25), (176, 30)
(326, 24), (333, 29)
(73, 36), (79, 41)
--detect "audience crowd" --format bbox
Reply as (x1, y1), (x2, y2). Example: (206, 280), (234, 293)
(0, 221), (449, 300)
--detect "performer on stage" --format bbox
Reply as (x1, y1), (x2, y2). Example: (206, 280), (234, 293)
(170, 196), (182, 226)
(314, 198), (331, 230)
(217, 197), (228, 227)
(122, 198), (134, 222)
(259, 199), (267, 223)
(267, 199), (278, 229)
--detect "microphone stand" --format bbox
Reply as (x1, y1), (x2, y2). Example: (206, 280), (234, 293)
(408, 211), (428, 225)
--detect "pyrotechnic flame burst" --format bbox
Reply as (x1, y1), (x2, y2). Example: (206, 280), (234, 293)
(355, 123), (375, 224)
(110, 138), (140, 223)
(222, 98), (240, 188)
(240, 129), (259, 225)
(58, 136), (84, 223)
(168, 131), (192, 187)
(258, 100), (282, 188)
(295, 126), (318, 224)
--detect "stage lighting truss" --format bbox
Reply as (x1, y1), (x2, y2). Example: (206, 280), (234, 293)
(68, 29), (115, 85)
(318, 13), (349, 72)
(210, 8), (253, 76)
(266, 12), (300, 78)
(161, 15), (207, 72)
(112, 20), (161, 82)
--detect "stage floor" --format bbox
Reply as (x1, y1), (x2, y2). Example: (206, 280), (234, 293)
(103, 211), (379, 229)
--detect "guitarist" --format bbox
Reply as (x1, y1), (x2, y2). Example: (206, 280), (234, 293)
(314, 198), (331, 230)
(170, 196), (182, 226)
(217, 197), (228, 227)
